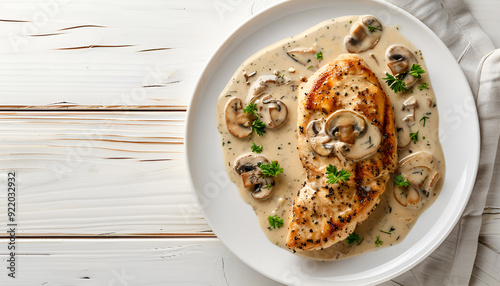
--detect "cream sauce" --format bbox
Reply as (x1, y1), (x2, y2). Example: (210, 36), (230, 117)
(216, 15), (445, 260)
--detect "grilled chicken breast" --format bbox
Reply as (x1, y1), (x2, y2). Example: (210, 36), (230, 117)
(287, 54), (397, 251)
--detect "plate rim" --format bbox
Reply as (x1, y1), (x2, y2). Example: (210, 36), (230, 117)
(185, 0), (480, 284)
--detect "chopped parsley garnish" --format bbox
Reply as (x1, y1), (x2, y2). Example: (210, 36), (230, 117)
(420, 115), (429, 127)
(409, 64), (425, 78)
(316, 51), (323, 61)
(383, 73), (407, 94)
(307, 65), (313, 70)
(380, 227), (395, 234)
(375, 236), (383, 247)
(346, 233), (363, 245)
(326, 164), (351, 185)
(394, 174), (410, 187)
(243, 102), (258, 118)
(383, 65), (426, 94)
(266, 183), (273, 189)
(252, 119), (266, 136)
(244, 103), (266, 136)
(251, 143), (263, 153)
(368, 25), (382, 32)
(268, 214), (284, 229)
(418, 83), (429, 91)
(257, 161), (283, 177)
(410, 131), (419, 143)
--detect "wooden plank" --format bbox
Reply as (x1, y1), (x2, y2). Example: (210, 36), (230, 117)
(0, 238), (284, 285)
(0, 0), (249, 109)
(0, 111), (212, 236)
(0, 110), (498, 237)
(0, 0), (497, 110)
(0, 237), (497, 285)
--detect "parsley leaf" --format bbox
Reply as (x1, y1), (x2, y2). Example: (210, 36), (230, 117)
(244, 103), (266, 136)
(307, 65), (313, 70)
(257, 161), (283, 177)
(268, 214), (284, 229)
(394, 174), (410, 187)
(409, 64), (425, 78)
(410, 131), (419, 143)
(368, 25), (382, 32)
(418, 83), (429, 91)
(252, 119), (266, 136)
(251, 143), (263, 153)
(266, 183), (273, 189)
(243, 102), (258, 118)
(316, 51), (323, 61)
(383, 73), (407, 94)
(326, 164), (351, 185)
(375, 236), (383, 247)
(420, 115), (429, 127)
(346, 233), (363, 245)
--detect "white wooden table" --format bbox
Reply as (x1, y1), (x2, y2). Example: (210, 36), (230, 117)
(0, 0), (499, 285)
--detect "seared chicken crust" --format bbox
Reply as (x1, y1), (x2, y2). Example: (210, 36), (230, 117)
(287, 54), (397, 251)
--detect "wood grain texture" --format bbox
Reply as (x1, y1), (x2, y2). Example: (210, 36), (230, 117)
(0, 112), (212, 236)
(0, 0), (249, 109)
(0, 238), (284, 285)
(0, 0), (497, 109)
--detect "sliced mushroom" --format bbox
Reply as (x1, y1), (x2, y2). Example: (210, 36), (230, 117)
(326, 110), (366, 144)
(345, 16), (382, 53)
(234, 154), (274, 200)
(306, 118), (333, 156)
(258, 95), (288, 129)
(245, 76), (288, 129)
(396, 123), (411, 150)
(399, 151), (440, 193)
(246, 75), (281, 103)
(393, 184), (420, 207)
(402, 96), (418, 122)
(396, 96), (418, 149)
(224, 97), (253, 138)
(393, 151), (440, 208)
(287, 47), (318, 66)
(325, 110), (382, 161)
(386, 45), (419, 87)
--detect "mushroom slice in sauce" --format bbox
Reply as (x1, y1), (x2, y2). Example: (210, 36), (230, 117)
(396, 123), (411, 150)
(246, 75), (282, 103)
(393, 184), (420, 208)
(245, 75), (289, 129)
(324, 110), (382, 161)
(306, 118), (333, 156)
(258, 95), (288, 129)
(234, 154), (274, 200)
(396, 96), (418, 149)
(344, 16), (382, 53)
(224, 97), (253, 138)
(286, 47), (318, 66)
(386, 45), (419, 87)
(402, 96), (418, 122)
(393, 151), (440, 208)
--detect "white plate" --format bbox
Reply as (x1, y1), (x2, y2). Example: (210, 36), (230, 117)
(185, 0), (480, 285)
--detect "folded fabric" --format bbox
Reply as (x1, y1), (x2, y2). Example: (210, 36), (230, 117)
(381, 0), (497, 285)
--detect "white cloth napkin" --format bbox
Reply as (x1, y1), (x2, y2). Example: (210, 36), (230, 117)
(381, 1), (499, 285)
(246, 0), (500, 284)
